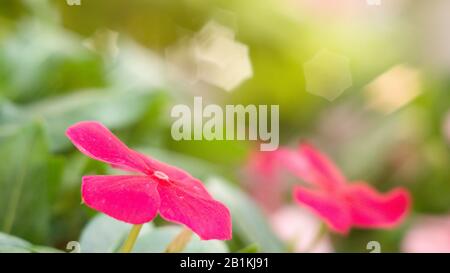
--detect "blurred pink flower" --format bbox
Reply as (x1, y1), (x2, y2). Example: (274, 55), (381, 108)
(271, 206), (333, 252)
(402, 215), (450, 253)
(66, 121), (231, 240)
(245, 143), (411, 234)
(244, 149), (288, 213)
(283, 144), (411, 234)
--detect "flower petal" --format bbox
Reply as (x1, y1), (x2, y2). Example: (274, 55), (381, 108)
(294, 144), (347, 190)
(345, 182), (411, 229)
(136, 152), (213, 199)
(82, 175), (160, 224)
(66, 121), (149, 174)
(402, 215), (450, 253)
(247, 149), (283, 177)
(245, 150), (287, 212)
(293, 186), (351, 234)
(157, 180), (232, 240)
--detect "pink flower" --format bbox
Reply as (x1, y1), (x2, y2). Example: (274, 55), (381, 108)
(66, 121), (231, 240)
(402, 215), (450, 253)
(244, 149), (287, 213)
(282, 144), (411, 234)
(271, 206), (333, 253)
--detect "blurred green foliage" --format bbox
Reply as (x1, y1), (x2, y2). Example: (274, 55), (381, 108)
(0, 0), (449, 252)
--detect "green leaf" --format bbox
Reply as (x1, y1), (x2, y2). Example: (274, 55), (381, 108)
(0, 232), (62, 253)
(0, 122), (58, 244)
(30, 245), (64, 253)
(0, 19), (105, 102)
(0, 232), (32, 253)
(1, 88), (161, 151)
(133, 226), (229, 253)
(206, 177), (284, 252)
(79, 214), (152, 253)
(237, 243), (260, 253)
(79, 210), (228, 253)
(107, 40), (167, 90)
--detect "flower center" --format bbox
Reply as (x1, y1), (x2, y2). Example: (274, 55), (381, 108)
(153, 171), (169, 181)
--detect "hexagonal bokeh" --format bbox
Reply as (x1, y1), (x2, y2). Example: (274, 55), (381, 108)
(303, 49), (352, 101)
(164, 21), (253, 92)
(195, 30), (252, 91)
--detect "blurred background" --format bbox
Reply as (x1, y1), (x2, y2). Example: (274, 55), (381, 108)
(0, 0), (449, 253)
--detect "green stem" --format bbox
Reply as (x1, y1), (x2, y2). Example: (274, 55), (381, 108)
(120, 224), (143, 253)
(165, 227), (193, 253)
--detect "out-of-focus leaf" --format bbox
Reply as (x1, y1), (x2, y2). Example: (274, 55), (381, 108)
(0, 122), (58, 244)
(0, 232), (62, 253)
(30, 245), (64, 253)
(333, 110), (417, 179)
(123, 92), (171, 147)
(50, 153), (107, 245)
(0, 99), (26, 124)
(0, 88), (162, 151)
(207, 177), (284, 252)
(167, 138), (249, 167)
(237, 243), (260, 253)
(79, 214), (152, 253)
(107, 40), (167, 90)
(133, 226), (228, 253)
(0, 19), (105, 102)
(0, 232), (31, 253)
(32, 89), (159, 151)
